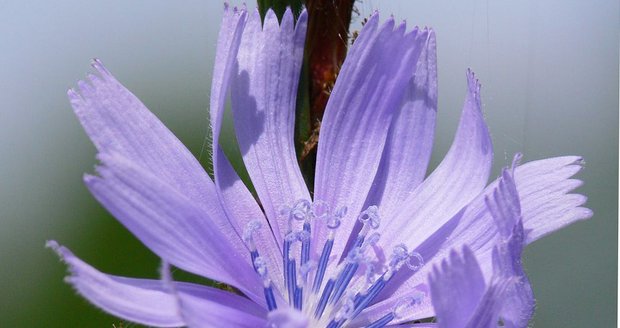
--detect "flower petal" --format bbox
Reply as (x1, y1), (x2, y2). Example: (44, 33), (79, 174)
(85, 153), (264, 304)
(486, 170), (534, 327)
(230, 8), (310, 244)
(313, 13), (429, 263)
(69, 60), (229, 234)
(47, 241), (183, 327)
(486, 166), (534, 327)
(485, 167), (522, 238)
(492, 223), (535, 328)
(436, 155), (590, 276)
(379, 156), (588, 315)
(69, 59), (250, 273)
(379, 71), (492, 259)
(515, 156), (592, 243)
(428, 247), (486, 328)
(177, 282), (267, 328)
(208, 6), (286, 292)
(48, 241), (267, 328)
(209, 5), (246, 141)
(463, 279), (512, 328)
(366, 30), (438, 217)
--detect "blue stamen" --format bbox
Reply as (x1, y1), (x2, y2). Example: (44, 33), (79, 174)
(353, 234), (366, 249)
(314, 279), (335, 318)
(264, 286), (277, 311)
(287, 257), (297, 305)
(331, 230), (373, 304)
(250, 250), (259, 267)
(283, 237), (295, 304)
(365, 312), (395, 328)
(330, 262), (359, 304)
(326, 320), (340, 328)
(294, 286), (303, 310)
(301, 222), (311, 267)
(313, 238), (334, 293)
(253, 256), (277, 311)
(350, 274), (389, 320)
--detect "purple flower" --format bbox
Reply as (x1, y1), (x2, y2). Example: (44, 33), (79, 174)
(48, 5), (591, 328)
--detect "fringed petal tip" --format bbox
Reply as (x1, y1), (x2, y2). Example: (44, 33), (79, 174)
(512, 152), (524, 171)
(66, 88), (81, 102)
(223, 2), (248, 16)
(466, 68), (482, 95)
(364, 10), (380, 29)
(47, 241), (192, 327)
(381, 17), (431, 40)
(485, 164), (523, 239)
(86, 153), (113, 180)
(428, 245), (487, 328)
(46, 240), (82, 281)
(90, 152), (137, 178)
(45, 240), (63, 256)
(260, 6), (308, 29)
(46, 241), (84, 291)
(556, 155), (591, 215)
(68, 58), (116, 104)
(462, 70), (484, 126)
(296, 11), (308, 34)
(90, 58), (110, 77)
(46, 240), (80, 269)
(431, 245), (475, 280)
(46, 240), (79, 265)
(576, 206), (594, 220)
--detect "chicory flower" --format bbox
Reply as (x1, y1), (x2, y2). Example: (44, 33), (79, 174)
(48, 5), (591, 328)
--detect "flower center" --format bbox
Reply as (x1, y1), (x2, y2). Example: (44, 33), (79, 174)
(243, 200), (426, 327)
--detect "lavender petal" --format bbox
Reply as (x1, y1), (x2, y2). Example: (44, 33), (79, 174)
(366, 30), (438, 218)
(85, 153), (264, 304)
(379, 71), (493, 259)
(515, 156), (592, 243)
(209, 6), (286, 292)
(47, 241), (265, 327)
(69, 60), (235, 247)
(428, 247), (487, 328)
(177, 280), (267, 328)
(378, 156), (590, 311)
(489, 181), (534, 327)
(313, 13), (429, 269)
(230, 8), (310, 244)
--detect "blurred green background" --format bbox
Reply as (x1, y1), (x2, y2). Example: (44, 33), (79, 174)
(1, 0), (617, 326)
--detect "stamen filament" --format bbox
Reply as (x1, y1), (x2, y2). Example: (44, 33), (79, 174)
(264, 286), (277, 311)
(315, 279), (335, 318)
(330, 262), (359, 304)
(326, 320), (340, 328)
(247, 203), (419, 325)
(350, 274), (390, 320)
(252, 256), (277, 311)
(294, 286), (303, 310)
(365, 312), (395, 328)
(283, 236), (298, 306)
(301, 222), (311, 267)
(250, 250), (259, 266)
(313, 237), (334, 293)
